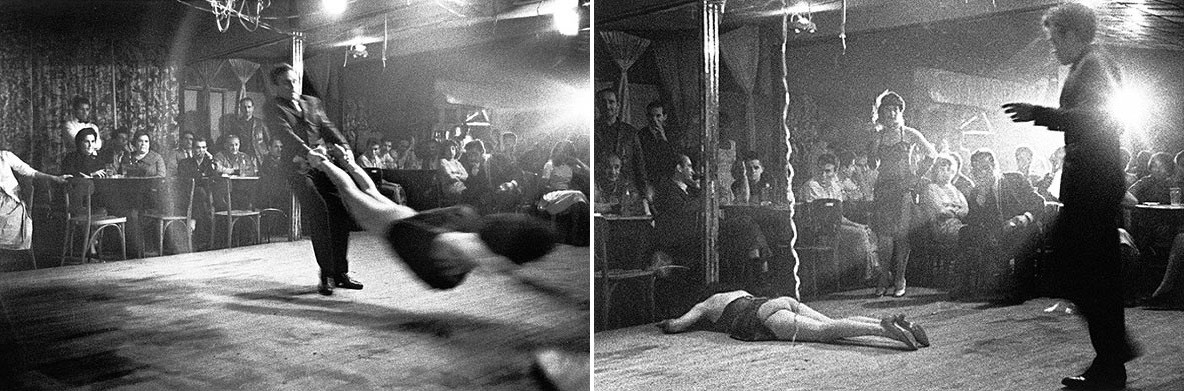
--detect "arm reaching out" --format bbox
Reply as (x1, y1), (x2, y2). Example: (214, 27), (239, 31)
(309, 145), (416, 233)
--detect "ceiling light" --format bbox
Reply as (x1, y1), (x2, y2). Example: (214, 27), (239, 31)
(323, 0), (347, 16)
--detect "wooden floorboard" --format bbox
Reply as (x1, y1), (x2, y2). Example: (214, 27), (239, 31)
(0, 234), (589, 390)
(594, 288), (1184, 391)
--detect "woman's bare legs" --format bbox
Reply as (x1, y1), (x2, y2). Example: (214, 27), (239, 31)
(757, 299), (918, 349)
(658, 290), (751, 333)
(875, 233), (895, 295)
(892, 233), (911, 296)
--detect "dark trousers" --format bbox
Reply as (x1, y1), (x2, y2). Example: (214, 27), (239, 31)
(1052, 203), (1135, 371)
(289, 169), (351, 277)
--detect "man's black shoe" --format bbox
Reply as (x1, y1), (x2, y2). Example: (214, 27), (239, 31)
(333, 274), (364, 290)
(318, 276), (334, 296)
(1062, 368), (1126, 390)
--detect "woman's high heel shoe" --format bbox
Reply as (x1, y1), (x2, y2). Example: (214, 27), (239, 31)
(880, 316), (919, 350)
(892, 287), (907, 297)
(893, 314), (929, 347)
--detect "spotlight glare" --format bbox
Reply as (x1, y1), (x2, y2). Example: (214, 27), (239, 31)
(1109, 86), (1148, 131)
(554, 6), (579, 36)
(323, 0), (346, 16)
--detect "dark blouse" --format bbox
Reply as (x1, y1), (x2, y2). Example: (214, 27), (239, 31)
(120, 151), (167, 177)
(61, 151), (106, 177)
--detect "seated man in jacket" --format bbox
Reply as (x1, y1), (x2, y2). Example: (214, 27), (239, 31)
(956, 148), (1045, 302)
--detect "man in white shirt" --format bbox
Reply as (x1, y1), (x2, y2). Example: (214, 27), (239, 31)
(62, 96), (101, 152)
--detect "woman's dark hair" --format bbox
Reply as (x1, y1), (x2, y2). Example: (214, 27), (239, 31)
(74, 127), (99, 149)
(133, 130), (152, 143)
(465, 139), (487, 154)
(439, 139), (460, 159)
(837, 150), (856, 168)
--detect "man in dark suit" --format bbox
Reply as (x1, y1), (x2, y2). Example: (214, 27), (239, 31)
(1004, 3), (1139, 389)
(638, 101), (677, 187)
(958, 148), (1045, 302)
(265, 63), (363, 296)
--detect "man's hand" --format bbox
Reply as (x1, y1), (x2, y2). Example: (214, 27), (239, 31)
(1002, 103), (1037, 123)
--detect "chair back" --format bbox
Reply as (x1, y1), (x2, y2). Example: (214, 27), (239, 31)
(61, 178), (101, 228)
(158, 177), (195, 218)
(211, 177), (255, 213)
(796, 198), (842, 246)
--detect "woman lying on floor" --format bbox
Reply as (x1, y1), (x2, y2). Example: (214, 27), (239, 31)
(657, 290), (930, 350)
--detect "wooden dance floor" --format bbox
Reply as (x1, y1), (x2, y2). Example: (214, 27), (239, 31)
(0, 234), (588, 390)
(595, 288), (1184, 391)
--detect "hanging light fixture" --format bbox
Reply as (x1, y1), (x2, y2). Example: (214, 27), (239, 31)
(790, 14), (816, 34)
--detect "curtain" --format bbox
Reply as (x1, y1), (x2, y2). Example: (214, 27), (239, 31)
(598, 31), (651, 125)
(226, 59), (261, 106)
(721, 26), (760, 149)
(0, 30), (179, 173)
(652, 38), (703, 146)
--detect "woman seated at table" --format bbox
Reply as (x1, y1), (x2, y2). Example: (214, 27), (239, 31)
(915, 153), (968, 245)
(120, 131), (167, 177)
(800, 153), (880, 286)
(1126, 151), (1175, 205)
(657, 290), (928, 350)
(61, 127), (110, 178)
(213, 135), (258, 177)
(437, 139), (468, 205)
(594, 154), (645, 216)
(538, 140), (589, 246)
(1, 149), (68, 251)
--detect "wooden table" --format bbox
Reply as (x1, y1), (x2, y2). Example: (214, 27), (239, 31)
(92, 176), (166, 258)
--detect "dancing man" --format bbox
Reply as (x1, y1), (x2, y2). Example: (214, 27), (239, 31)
(1003, 3), (1139, 389)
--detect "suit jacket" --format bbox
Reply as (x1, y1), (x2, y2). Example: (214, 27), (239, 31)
(965, 172), (1045, 230)
(638, 125), (677, 184)
(265, 95), (347, 173)
(1032, 46), (1124, 209)
(595, 120), (647, 193)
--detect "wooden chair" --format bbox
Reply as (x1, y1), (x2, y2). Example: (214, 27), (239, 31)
(142, 178), (194, 256)
(794, 198), (842, 297)
(594, 214), (658, 330)
(60, 178), (126, 265)
(210, 177), (261, 248)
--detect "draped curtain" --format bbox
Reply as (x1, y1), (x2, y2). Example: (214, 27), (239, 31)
(226, 59), (261, 106)
(598, 31), (651, 125)
(652, 38), (703, 147)
(720, 26), (760, 150)
(0, 30), (179, 173)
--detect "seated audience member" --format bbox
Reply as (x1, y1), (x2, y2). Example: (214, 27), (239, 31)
(0, 149), (68, 251)
(853, 151), (878, 200)
(956, 148), (1045, 302)
(837, 150), (871, 202)
(419, 139), (443, 170)
(495, 132), (520, 164)
(1035, 146), (1065, 202)
(100, 127), (133, 174)
(257, 138), (290, 211)
(594, 154), (646, 216)
(178, 138), (220, 248)
(462, 140), (521, 214)
(358, 139), (392, 169)
(733, 150), (772, 205)
(1128, 149), (1152, 180)
(1120, 148), (1138, 188)
(1015, 146), (1048, 183)
(259, 138), (285, 179)
(1126, 151), (1174, 204)
(915, 154), (968, 245)
(120, 131), (167, 177)
(437, 139), (468, 204)
(538, 140), (589, 245)
(653, 154), (774, 291)
(948, 152), (975, 197)
(391, 137), (420, 169)
(801, 153), (880, 285)
(657, 290), (928, 350)
(165, 131), (196, 175)
(62, 128), (110, 178)
(213, 135), (259, 176)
